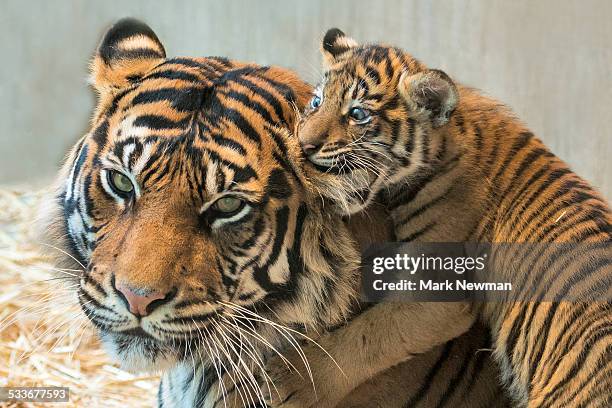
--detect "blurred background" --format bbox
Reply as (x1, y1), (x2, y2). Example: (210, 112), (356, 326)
(1, 0), (610, 198)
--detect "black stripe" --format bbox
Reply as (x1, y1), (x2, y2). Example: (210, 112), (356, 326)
(491, 131), (533, 187)
(201, 149), (257, 183)
(208, 56), (232, 67)
(436, 133), (447, 161)
(91, 120), (109, 147)
(395, 187), (452, 228)
(384, 56), (394, 80)
(434, 342), (477, 408)
(108, 87), (133, 116)
(133, 114), (190, 130)
(403, 341), (454, 408)
(421, 127), (430, 160)
(473, 125), (483, 164)
(210, 132), (247, 155)
(530, 256), (612, 383)
(498, 148), (554, 207)
(157, 379), (164, 407)
(252, 206), (290, 291)
(110, 48), (163, 62)
(82, 272), (107, 297)
(131, 87), (204, 112)
(216, 106), (261, 145)
(226, 76), (289, 124)
(459, 347), (492, 400)
(163, 57), (222, 76)
(539, 325), (612, 407)
(454, 112), (466, 134)
(501, 167), (573, 237)
(400, 221), (436, 242)
(558, 358), (611, 408)
(78, 288), (116, 314)
(520, 181), (590, 242)
(140, 149), (167, 188)
(144, 69), (202, 83)
(221, 89), (275, 124)
(386, 171), (436, 211)
(533, 305), (610, 398)
(503, 302), (532, 366)
(365, 67), (381, 85)
(264, 204), (309, 306)
(406, 118), (416, 156)
(266, 168), (292, 199)
(482, 124), (503, 179)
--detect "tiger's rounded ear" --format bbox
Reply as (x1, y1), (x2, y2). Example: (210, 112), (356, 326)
(321, 28), (358, 68)
(398, 69), (458, 128)
(90, 18), (166, 97)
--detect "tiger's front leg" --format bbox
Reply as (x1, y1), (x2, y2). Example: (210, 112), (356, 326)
(262, 301), (476, 408)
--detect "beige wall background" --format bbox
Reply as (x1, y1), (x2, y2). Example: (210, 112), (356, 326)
(1, 0), (610, 198)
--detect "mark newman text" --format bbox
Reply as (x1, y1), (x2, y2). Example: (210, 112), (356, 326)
(373, 279), (512, 292)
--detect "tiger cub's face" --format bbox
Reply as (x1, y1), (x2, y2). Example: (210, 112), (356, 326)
(48, 19), (358, 372)
(299, 28), (459, 214)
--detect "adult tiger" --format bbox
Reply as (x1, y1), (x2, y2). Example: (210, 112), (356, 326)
(293, 28), (612, 407)
(41, 19), (508, 407)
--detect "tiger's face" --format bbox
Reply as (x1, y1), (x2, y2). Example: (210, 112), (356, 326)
(298, 28), (459, 214)
(47, 19), (359, 372)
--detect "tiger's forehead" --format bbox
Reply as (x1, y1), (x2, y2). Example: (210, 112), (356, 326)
(99, 119), (269, 204)
(90, 58), (293, 204)
(100, 57), (233, 141)
(322, 45), (421, 90)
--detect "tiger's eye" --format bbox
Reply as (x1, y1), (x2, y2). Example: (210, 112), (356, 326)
(110, 171), (134, 194)
(214, 196), (243, 213)
(349, 107), (370, 123)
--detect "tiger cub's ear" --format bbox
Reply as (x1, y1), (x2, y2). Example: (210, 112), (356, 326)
(398, 69), (458, 128)
(321, 28), (358, 68)
(90, 18), (166, 98)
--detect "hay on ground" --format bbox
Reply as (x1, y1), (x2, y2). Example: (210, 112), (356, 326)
(0, 188), (159, 407)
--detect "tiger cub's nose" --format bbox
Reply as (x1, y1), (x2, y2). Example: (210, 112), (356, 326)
(114, 282), (171, 316)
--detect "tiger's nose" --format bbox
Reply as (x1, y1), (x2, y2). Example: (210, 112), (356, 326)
(302, 142), (322, 156)
(114, 282), (171, 317)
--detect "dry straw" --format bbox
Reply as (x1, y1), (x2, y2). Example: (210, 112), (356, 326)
(0, 188), (159, 407)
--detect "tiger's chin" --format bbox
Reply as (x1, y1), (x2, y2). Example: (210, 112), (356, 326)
(99, 331), (182, 373)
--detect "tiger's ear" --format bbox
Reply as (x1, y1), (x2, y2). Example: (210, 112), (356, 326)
(398, 69), (458, 128)
(321, 28), (358, 68)
(90, 18), (166, 97)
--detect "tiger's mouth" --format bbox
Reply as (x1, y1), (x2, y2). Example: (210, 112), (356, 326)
(78, 285), (222, 371)
(81, 286), (281, 373)
(99, 330), (189, 372)
(95, 315), (221, 372)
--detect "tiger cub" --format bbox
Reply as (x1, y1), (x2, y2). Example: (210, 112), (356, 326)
(292, 28), (612, 407)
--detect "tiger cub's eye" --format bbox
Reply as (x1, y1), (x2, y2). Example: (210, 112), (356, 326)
(109, 171), (134, 194)
(348, 107), (371, 124)
(310, 95), (322, 109)
(213, 196), (244, 214)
